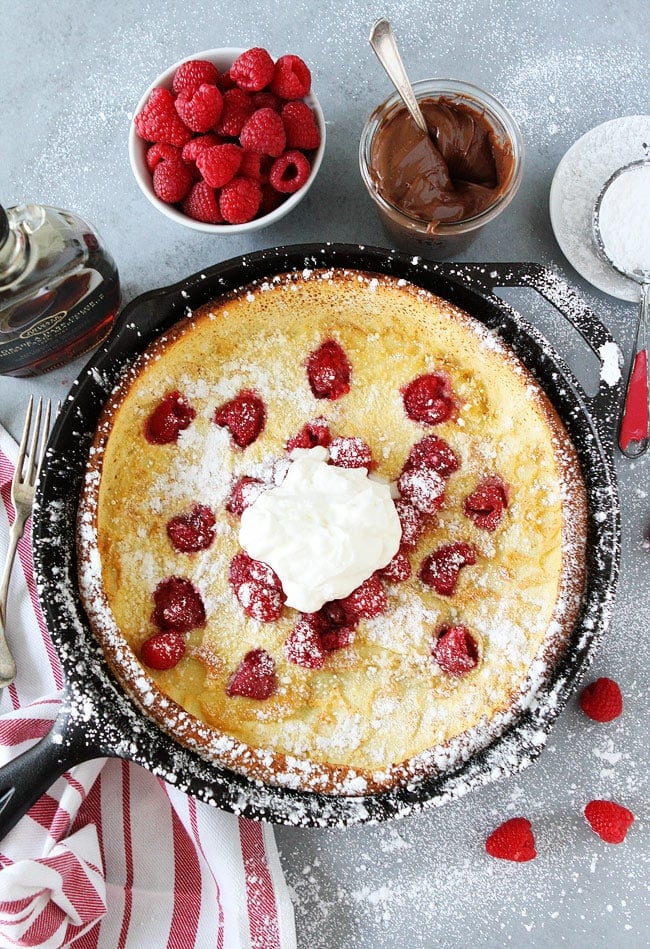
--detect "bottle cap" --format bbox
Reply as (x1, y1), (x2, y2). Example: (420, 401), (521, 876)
(0, 205), (8, 248)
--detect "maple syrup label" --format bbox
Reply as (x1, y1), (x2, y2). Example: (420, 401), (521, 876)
(18, 310), (68, 339)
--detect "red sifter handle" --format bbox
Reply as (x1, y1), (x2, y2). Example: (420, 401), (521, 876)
(619, 282), (649, 458)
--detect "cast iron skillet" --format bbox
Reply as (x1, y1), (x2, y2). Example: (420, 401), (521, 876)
(0, 244), (621, 835)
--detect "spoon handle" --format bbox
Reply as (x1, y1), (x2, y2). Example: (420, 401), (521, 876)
(619, 280), (649, 458)
(369, 19), (429, 137)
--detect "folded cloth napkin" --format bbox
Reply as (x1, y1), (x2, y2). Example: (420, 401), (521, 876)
(0, 422), (296, 949)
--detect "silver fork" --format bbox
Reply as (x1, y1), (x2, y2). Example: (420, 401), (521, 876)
(0, 397), (52, 688)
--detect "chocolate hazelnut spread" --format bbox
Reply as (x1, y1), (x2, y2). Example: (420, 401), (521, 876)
(370, 97), (516, 229)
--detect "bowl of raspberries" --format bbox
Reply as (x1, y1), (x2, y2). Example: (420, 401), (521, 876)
(129, 47), (325, 231)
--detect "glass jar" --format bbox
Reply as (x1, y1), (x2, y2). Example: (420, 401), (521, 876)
(359, 78), (524, 258)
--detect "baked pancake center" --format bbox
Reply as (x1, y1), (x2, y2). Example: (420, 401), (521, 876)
(239, 446), (401, 612)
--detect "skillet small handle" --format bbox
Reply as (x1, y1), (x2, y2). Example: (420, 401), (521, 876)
(0, 710), (105, 842)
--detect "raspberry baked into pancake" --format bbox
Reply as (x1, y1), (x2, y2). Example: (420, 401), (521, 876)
(77, 269), (587, 795)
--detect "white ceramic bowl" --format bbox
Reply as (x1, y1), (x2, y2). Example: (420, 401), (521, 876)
(128, 47), (326, 233)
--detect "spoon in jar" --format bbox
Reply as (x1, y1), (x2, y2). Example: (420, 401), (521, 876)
(369, 18), (430, 138)
(593, 158), (650, 458)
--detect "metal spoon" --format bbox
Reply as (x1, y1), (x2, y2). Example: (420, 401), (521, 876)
(593, 158), (650, 458)
(369, 18), (430, 138)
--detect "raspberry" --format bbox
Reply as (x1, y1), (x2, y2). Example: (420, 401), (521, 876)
(260, 183), (286, 215)
(175, 83), (223, 133)
(251, 91), (282, 113)
(152, 576), (206, 632)
(216, 88), (255, 136)
(214, 389), (265, 447)
(196, 143), (243, 188)
(226, 649), (277, 700)
(306, 339), (351, 400)
(144, 390), (196, 444)
(283, 615), (326, 669)
(378, 551), (412, 583)
(225, 476), (266, 515)
(584, 800), (635, 844)
(313, 601), (357, 651)
(394, 498), (430, 550)
(239, 150), (263, 181)
(146, 143), (181, 172)
(270, 54), (311, 99)
(167, 503), (216, 553)
(341, 575), (387, 622)
(219, 176), (263, 224)
(418, 542), (476, 596)
(229, 551), (285, 622)
(403, 434), (459, 478)
(579, 677), (623, 722)
(230, 47), (275, 92)
(433, 625), (479, 676)
(397, 467), (446, 514)
(281, 100), (321, 150)
(216, 69), (236, 92)
(328, 436), (373, 469)
(134, 87), (193, 146)
(172, 59), (220, 96)
(152, 157), (193, 203)
(240, 108), (287, 157)
(181, 181), (223, 224)
(140, 631), (186, 671)
(401, 373), (456, 426)
(182, 134), (222, 176)
(269, 150), (311, 193)
(485, 818), (537, 862)
(286, 418), (331, 452)
(464, 475), (508, 531)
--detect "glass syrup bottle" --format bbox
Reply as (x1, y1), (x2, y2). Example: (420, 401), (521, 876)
(0, 202), (120, 377)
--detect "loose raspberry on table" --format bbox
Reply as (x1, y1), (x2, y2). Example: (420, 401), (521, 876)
(418, 542), (476, 596)
(286, 418), (331, 452)
(584, 800), (635, 843)
(216, 88), (255, 137)
(397, 466), (446, 514)
(151, 576), (206, 632)
(283, 615), (326, 669)
(230, 47), (275, 92)
(394, 498), (431, 550)
(214, 389), (266, 447)
(175, 83), (223, 133)
(140, 630), (186, 671)
(240, 107), (287, 157)
(432, 625), (479, 676)
(146, 143), (181, 172)
(401, 372), (456, 426)
(144, 390), (196, 444)
(464, 475), (509, 531)
(152, 157), (194, 204)
(166, 503), (216, 553)
(225, 476), (266, 515)
(135, 87), (193, 146)
(485, 817), (537, 862)
(402, 434), (459, 478)
(269, 149), (311, 193)
(227, 648), (278, 699)
(172, 59), (220, 96)
(270, 54), (311, 99)
(281, 100), (321, 150)
(579, 677), (623, 722)
(341, 575), (388, 622)
(328, 436), (373, 469)
(181, 180), (223, 223)
(306, 338), (351, 400)
(219, 176), (263, 224)
(196, 143), (243, 188)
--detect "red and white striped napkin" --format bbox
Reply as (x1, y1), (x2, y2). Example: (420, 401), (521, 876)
(0, 423), (296, 949)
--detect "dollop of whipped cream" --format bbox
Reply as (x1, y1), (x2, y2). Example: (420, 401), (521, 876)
(239, 446), (401, 613)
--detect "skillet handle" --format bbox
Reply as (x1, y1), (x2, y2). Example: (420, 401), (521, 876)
(0, 709), (106, 842)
